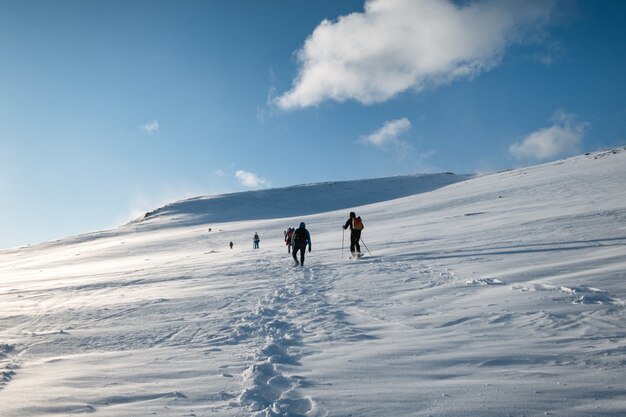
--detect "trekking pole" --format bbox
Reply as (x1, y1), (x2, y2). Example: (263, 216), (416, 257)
(360, 238), (372, 256)
(341, 229), (345, 258)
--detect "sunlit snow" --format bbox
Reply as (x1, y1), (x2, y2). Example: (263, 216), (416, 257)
(1, 148), (625, 416)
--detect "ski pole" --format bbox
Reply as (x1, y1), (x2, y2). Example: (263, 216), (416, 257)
(341, 229), (345, 258)
(360, 238), (372, 256)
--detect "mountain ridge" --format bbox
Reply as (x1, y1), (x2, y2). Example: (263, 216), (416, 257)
(131, 172), (471, 227)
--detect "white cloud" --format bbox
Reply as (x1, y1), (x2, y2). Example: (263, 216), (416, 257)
(361, 118), (412, 151)
(276, 0), (554, 109)
(510, 110), (589, 160)
(235, 170), (268, 188)
(141, 120), (160, 134)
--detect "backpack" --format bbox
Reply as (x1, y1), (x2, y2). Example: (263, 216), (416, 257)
(352, 216), (364, 230)
(293, 228), (307, 245)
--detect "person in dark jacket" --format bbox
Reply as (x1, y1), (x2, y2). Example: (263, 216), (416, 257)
(342, 211), (362, 257)
(291, 222), (311, 266)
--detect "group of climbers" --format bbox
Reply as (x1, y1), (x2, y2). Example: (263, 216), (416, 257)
(230, 211), (364, 266)
(283, 211), (364, 266)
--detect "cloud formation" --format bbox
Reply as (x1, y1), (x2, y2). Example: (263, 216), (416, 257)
(277, 0), (554, 109)
(510, 110), (589, 160)
(235, 170), (268, 188)
(141, 120), (160, 134)
(361, 118), (412, 154)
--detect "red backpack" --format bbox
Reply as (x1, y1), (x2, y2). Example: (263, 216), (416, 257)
(352, 216), (364, 230)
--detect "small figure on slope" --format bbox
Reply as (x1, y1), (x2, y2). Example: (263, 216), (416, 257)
(292, 222), (311, 266)
(229, 241), (233, 249)
(342, 211), (364, 258)
(285, 227), (295, 253)
(253, 232), (260, 249)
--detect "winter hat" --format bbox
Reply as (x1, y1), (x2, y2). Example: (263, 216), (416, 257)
(299, 222), (305, 229)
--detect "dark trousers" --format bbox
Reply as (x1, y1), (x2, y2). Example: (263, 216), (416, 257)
(350, 230), (361, 253)
(293, 244), (307, 265)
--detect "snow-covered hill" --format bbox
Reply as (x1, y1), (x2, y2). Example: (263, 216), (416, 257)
(1, 148), (625, 417)
(131, 172), (469, 227)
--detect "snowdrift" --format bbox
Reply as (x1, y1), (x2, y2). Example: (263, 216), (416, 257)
(1, 148), (625, 417)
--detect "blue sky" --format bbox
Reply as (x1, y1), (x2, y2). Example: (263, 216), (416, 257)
(1, 0), (625, 249)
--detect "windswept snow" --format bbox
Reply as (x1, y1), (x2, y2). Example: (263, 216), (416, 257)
(1, 148), (625, 416)
(132, 173), (469, 227)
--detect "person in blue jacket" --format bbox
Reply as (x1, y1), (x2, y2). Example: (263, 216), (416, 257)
(291, 222), (311, 266)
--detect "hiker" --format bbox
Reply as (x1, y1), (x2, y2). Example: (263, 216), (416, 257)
(229, 241), (233, 249)
(253, 233), (260, 249)
(285, 227), (294, 253)
(292, 222), (311, 266)
(342, 211), (364, 258)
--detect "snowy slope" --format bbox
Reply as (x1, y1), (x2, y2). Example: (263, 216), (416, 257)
(131, 173), (469, 227)
(1, 148), (625, 417)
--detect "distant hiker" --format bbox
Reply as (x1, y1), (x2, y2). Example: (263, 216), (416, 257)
(253, 233), (260, 249)
(292, 222), (311, 266)
(285, 227), (295, 253)
(342, 211), (364, 258)
(229, 241), (233, 249)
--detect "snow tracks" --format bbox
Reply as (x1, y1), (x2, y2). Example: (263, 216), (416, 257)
(0, 344), (17, 391)
(233, 259), (316, 416)
(222, 257), (370, 417)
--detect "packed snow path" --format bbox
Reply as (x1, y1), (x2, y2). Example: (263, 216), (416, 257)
(1, 148), (626, 416)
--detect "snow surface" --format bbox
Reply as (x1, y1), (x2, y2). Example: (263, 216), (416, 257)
(1, 148), (625, 416)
